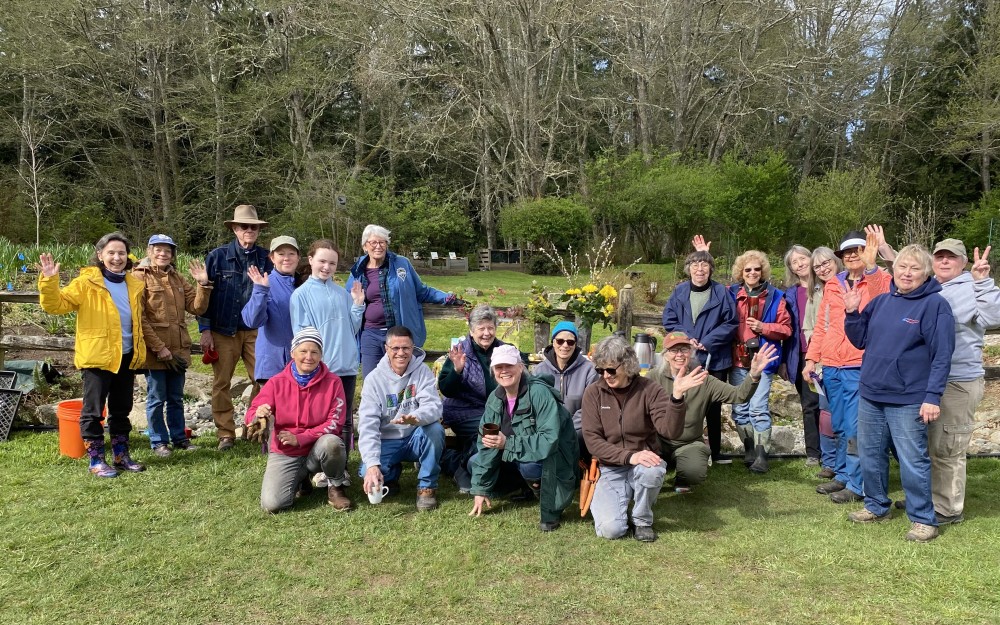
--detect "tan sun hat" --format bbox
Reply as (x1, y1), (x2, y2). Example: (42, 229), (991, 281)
(224, 204), (268, 227)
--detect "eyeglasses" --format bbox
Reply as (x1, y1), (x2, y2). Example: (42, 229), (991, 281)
(813, 259), (833, 271)
(554, 338), (576, 347)
(594, 366), (619, 376)
(388, 346), (413, 353)
(841, 247), (862, 258)
(743, 267), (762, 273)
(235, 224), (260, 231)
(666, 347), (691, 354)
(367, 240), (388, 248)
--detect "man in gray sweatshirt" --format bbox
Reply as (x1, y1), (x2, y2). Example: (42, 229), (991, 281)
(358, 325), (446, 511)
(930, 239), (1000, 524)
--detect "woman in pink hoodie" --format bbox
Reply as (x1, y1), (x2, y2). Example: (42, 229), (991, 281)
(246, 327), (352, 512)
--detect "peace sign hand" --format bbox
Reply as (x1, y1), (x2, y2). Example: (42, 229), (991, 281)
(972, 246), (992, 281)
(843, 281), (862, 313)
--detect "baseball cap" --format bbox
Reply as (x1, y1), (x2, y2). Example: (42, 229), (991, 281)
(269, 236), (300, 253)
(490, 344), (521, 367)
(932, 238), (967, 259)
(148, 234), (176, 248)
(663, 331), (692, 350)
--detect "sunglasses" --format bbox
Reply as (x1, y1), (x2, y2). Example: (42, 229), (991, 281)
(554, 338), (576, 347)
(594, 366), (619, 376)
(743, 267), (762, 273)
(235, 224), (260, 231)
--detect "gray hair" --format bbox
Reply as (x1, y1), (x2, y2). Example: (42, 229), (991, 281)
(468, 304), (498, 329)
(683, 250), (715, 277)
(809, 246), (842, 300)
(591, 335), (640, 379)
(783, 245), (812, 288)
(894, 244), (934, 278)
(361, 224), (391, 248)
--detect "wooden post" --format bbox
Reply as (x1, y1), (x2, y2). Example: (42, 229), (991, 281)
(532, 321), (550, 353)
(618, 284), (634, 338)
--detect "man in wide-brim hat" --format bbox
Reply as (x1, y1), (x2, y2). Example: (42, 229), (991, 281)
(197, 204), (274, 451)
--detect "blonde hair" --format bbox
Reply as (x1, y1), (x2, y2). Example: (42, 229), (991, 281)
(893, 244), (934, 278)
(731, 250), (771, 284)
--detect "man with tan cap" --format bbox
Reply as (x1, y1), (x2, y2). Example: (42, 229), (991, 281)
(198, 204), (274, 450)
(927, 238), (1000, 524)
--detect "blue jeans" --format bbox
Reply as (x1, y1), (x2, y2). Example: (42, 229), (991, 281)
(440, 418), (479, 477)
(146, 369), (188, 447)
(359, 423), (446, 489)
(857, 398), (936, 525)
(729, 368), (773, 431)
(823, 367), (863, 495)
(360, 327), (389, 378)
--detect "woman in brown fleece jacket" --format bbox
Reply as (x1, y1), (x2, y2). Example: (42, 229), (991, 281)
(582, 335), (707, 542)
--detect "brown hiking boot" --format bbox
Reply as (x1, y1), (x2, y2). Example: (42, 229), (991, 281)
(416, 488), (438, 511)
(905, 522), (939, 543)
(815, 467), (835, 479)
(327, 485), (352, 511)
(848, 508), (891, 523)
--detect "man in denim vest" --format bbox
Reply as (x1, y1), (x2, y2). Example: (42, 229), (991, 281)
(198, 205), (274, 450)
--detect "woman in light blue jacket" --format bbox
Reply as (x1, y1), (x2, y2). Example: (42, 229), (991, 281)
(290, 239), (365, 448)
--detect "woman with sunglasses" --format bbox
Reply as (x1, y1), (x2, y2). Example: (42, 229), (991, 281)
(728, 250), (792, 474)
(803, 228), (891, 504)
(531, 320), (599, 460)
(582, 336), (691, 542)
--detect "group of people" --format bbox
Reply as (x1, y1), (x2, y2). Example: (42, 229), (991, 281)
(661, 229), (998, 543)
(37, 206), (998, 544)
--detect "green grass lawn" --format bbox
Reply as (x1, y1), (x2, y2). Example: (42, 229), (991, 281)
(2, 431), (998, 625)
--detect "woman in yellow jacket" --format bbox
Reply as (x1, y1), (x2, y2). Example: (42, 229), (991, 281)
(39, 232), (148, 478)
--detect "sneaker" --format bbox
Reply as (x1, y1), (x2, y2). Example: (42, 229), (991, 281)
(829, 489), (863, 504)
(848, 508), (891, 523)
(713, 454), (732, 465)
(173, 440), (198, 451)
(816, 480), (846, 494)
(935, 512), (964, 525)
(311, 472), (330, 488)
(152, 444), (172, 458)
(805, 457), (821, 467)
(538, 521), (561, 532)
(634, 525), (658, 542)
(327, 485), (352, 511)
(815, 467), (836, 479)
(217, 436), (235, 451)
(416, 488), (438, 511)
(674, 486), (692, 494)
(905, 522), (939, 543)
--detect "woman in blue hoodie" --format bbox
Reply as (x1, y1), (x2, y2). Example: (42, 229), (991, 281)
(844, 244), (955, 543)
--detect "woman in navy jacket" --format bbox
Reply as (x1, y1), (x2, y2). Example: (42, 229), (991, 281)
(662, 247), (738, 464)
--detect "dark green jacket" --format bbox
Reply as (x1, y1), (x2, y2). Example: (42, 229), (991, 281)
(470, 374), (579, 523)
(649, 365), (758, 445)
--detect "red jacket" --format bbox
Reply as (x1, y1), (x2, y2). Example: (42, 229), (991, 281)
(805, 268), (891, 368)
(245, 362), (347, 456)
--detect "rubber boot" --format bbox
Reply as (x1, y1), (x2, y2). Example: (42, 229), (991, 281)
(737, 424), (756, 466)
(111, 434), (146, 472)
(749, 428), (771, 474)
(85, 439), (118, 478)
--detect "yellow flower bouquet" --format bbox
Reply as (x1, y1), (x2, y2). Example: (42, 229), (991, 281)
(561, 283), (618, 329)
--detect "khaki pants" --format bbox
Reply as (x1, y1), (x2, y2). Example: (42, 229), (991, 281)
(928, 378), (983, 517)
(211, 329), (259, 439)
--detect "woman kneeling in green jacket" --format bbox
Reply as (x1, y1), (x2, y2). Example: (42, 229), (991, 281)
(468, 344), (579, 532)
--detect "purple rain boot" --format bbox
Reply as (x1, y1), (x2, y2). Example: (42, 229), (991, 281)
(111, 434), (146, 473)
(85, 439), (118, 478)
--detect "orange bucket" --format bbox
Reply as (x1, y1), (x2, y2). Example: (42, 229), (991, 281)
(56, 399), (105, 458)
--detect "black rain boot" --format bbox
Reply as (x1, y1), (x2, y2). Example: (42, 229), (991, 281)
(749, 428), (771, 474)
(737, 424), (755, 466)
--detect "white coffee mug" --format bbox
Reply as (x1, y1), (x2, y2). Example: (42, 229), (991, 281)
(367, 484), (390, 504)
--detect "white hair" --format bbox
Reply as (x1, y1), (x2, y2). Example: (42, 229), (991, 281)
(361, 224), (391, 247)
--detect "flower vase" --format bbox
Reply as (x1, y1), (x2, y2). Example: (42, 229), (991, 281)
(533, 321), (550, 353)
(575, 316), (593, 353)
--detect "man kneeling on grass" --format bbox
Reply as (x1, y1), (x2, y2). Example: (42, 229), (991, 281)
(358, 326), (446, 511)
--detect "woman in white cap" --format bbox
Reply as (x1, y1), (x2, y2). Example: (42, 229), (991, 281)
(468, 344), (579, 532)
(245, 327), (353, 512)
(241, 235), (301, 386)
(803, 227), (891, 504)
(134, 234), (213, 457)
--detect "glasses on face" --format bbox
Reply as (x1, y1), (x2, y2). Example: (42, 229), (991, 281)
(236, 224), (260, 231)
(689, 261), (711, 269)
(813, 259), (833, 272)
(666, 347), (691, 355)
(841, 247), (862, 258)
(388, 346), (413, 353)
(367, 240), (388, 248)
(594, 366), (619, 376)
(743, 267), (762, 274)
(554, 338), (576, 347)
